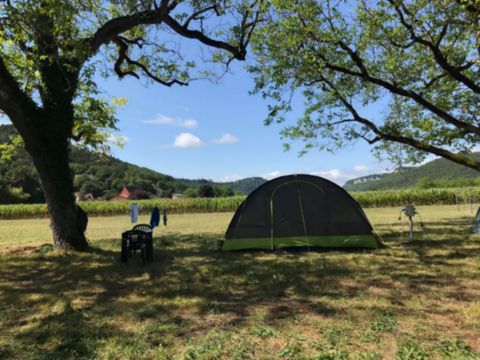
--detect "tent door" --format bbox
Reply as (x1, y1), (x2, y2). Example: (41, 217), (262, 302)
(271, 181), (322, 248)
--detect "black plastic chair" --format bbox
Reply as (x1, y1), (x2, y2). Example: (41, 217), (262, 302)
(132, 224), (153, 261)
(132, 224), (153, 233)
(121, 230), (149, 264)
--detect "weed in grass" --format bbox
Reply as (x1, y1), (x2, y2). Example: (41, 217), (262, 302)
(279, 342), (303, 359)
(323, 325), (347, 346)
(312, 345), (348, 360)
(396, 342), (430, 360)
(370, 313), (397, 332)
(230, 343), (256, 360)
(359, 329), (379, 343)
(183, 330), (231, 360)
(354, 352), (381, 360)
(143, 319), (187, 348)
(248, 325), (277, 337)
(151, 344), (174, 360)
(313, 327), (349, 360)
(245, 271), (261, 285)
(99, 334), (152, 360)
(437, 338), (479, 359)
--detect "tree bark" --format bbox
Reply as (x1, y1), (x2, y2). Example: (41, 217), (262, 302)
(24, 124), (88, 251)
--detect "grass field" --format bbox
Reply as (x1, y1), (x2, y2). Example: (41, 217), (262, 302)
(0, 206), (479, 359)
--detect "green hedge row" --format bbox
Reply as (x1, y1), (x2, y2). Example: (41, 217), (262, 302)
(0, 187), (479, 219)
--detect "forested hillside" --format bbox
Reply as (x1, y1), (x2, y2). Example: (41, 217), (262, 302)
(0, 125), (265, 203)
(344, 154), (480, 191)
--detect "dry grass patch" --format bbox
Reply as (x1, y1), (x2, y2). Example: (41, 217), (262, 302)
(0, 206), (479, 359)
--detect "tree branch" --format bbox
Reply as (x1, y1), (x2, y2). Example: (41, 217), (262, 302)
(112, 36), (187, 86)
(0, 54), (40, 135)
(112, 37), (140, 79)
(88, 3), (170, 53)
(313, 40), (480, 135)
(455, 0), (480, 14)
(88, 1), (252, 61)
(182, 5), (220, 29)
(86, 2), (258, 83)
(351, 130), (381, 145)
(163, 14), (246, 60)
(320, 75), (480, 171)
(388, 0), (480, 94)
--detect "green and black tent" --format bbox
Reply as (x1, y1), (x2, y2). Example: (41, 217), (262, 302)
(222, 174), (379, 251)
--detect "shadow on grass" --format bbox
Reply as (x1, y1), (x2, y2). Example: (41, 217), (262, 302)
(0, 225), (479, 358)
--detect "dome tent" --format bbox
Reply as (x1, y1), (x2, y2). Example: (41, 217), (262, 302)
(222, 174), (379, 251)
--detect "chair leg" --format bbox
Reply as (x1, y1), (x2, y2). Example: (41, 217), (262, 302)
(147, 239), (153, 262)
(121, 242), (128, 263)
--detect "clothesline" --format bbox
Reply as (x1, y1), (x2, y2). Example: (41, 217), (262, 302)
(129, 203), (168, 227)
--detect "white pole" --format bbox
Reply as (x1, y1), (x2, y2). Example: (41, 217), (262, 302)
(408, 216), (414, 242)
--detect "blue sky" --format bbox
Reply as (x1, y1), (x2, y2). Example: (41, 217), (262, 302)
(0, 57), (395, 186)
(96, 59), (394, 186)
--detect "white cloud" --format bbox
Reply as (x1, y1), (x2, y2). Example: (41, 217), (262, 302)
(216, 174), (244, 182)
(311, 169), (343, 181)
(310, 169), (364, 185)
(262, 171), (282, 180)
(173, 132), (203, 148)
(353, 165), (369, 173)
(143, 114), (198, 128)
(213, 133), (239, 144)
(258, 163), (389, 186)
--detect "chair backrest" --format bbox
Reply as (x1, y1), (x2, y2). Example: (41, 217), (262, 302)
(122, 230), (147, 240)
(132, 224), (152, 232)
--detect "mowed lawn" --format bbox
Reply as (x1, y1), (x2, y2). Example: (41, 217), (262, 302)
(0, 206), (479, 360)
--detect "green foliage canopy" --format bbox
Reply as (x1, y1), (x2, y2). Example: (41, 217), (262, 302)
(250, 0), (480, 169)
(0, 0), (262, 149)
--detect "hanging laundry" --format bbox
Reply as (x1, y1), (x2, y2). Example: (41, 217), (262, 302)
(163, 208), (168, 226)
(130, 203), (139, 224)
(150, 206), (160, 228)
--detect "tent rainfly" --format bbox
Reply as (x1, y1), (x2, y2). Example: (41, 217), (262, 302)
(222, 174), (379, 251)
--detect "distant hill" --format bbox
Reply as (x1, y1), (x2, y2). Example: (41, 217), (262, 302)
(174, 176), (266, 194)
(226, 177), (267, 194)
(0, 125), (265, 203)
(344, 155), (480, 191)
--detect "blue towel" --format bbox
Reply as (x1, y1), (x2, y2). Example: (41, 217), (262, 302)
(150, 206), (160, 228)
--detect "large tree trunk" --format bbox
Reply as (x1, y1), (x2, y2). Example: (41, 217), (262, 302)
(24, 126), (88, 251)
